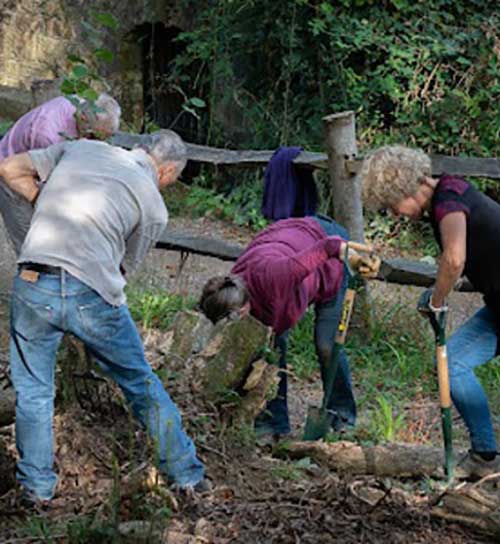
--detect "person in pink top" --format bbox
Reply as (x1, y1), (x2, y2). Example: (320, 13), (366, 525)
(200, 216), (377, 437)
(0, 93), (121, 253)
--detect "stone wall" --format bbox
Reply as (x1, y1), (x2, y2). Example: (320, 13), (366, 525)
(0, 0), (187, 125)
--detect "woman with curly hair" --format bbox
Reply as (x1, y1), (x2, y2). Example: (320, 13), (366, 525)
(361, 144), (500, 479)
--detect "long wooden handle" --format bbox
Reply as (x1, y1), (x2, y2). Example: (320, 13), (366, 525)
(335, 288), (355, 345)
(436, 345), (451, 408)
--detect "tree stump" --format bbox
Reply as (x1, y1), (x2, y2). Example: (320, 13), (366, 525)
(163, 312), (279, 426)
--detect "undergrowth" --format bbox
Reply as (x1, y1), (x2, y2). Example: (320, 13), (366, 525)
(126, 288), (194, 330)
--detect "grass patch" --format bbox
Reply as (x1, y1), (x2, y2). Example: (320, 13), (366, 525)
(126, 288), (194, 330)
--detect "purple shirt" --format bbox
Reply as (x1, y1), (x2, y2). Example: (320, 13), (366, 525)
(0, 96), (78, 254)
(232, 218), (343, 334)
(0, 96), (77, 159)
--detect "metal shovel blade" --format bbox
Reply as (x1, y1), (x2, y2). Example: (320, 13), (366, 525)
(303, 406), (335, 441)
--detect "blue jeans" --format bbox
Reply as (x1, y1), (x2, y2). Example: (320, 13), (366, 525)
(447, 306), (498, 453)
(10, 269), (204, 500)
(256, 215), (357, 434)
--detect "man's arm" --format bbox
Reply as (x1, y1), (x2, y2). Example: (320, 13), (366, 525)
(431, 212), (467, 307)
(122, 222), (166, 277)
(0, 153), (40, 202)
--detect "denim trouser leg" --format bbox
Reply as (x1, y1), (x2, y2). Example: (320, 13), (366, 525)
(447, 306), (498, 453)
(312, 213), (356, 429)
(314, 281), (357, 430)
(255, 332), (291, 434)
(10, 286), (64, 500)
(72, 298), (204, 486)
(11, 271), (204, 499)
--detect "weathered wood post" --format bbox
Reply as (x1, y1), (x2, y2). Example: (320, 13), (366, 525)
(324, 111), (371, 328)
(323, 111), (365, 243)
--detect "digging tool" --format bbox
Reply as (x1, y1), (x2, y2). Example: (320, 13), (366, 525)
(418, 290), (454, 482)
(303, 241), (374, 441)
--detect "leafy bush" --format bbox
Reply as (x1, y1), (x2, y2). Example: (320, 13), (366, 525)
(172, 0), (499, 157)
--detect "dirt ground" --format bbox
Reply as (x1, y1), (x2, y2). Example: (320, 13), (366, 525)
(0, 216), (497, 543)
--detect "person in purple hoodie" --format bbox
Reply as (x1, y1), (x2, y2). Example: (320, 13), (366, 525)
(361, 144), (500, 479)
(0, 93), (121, 254)
(200, 216), (378, 437)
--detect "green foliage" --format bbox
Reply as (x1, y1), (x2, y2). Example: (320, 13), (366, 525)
(369, 395), (405, 442)
(61, 12), (118, 109)
(67, 516), (117, 543)
(0, 120), (12, 137)
(172, 1), (499, 156)
(270, 458), (312, 481)
(287, 308), (317, 380)
(180, 172), (268, 231)
(365, 213), (439, 257)
(127, 289), (194, 330)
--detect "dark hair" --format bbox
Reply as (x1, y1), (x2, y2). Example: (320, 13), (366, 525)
(199, 275), (249, 323)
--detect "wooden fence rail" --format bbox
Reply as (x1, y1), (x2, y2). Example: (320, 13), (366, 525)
(155, 229), (475, 292)
(111, 132), (500, 179)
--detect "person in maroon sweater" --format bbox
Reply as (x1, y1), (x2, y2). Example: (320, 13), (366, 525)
(200, 216), (377, 437)
(361, 144), (500, 479)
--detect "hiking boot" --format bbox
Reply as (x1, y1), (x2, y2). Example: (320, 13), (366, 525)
(456, 450), (500, 481)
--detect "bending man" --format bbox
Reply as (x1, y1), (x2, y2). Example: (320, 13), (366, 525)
(200, 216), (376, 437)
(0, 130), (206, 504)
(361, 145), (500, 479)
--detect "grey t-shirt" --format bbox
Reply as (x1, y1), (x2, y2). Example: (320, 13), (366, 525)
(21, 139), (168, 306)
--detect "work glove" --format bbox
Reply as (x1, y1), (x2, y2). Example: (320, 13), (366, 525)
(339, 243), (380, 279)
(417, 288), (448, 339)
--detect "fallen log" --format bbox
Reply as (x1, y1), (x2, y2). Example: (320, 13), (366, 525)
(279, 440), (453, 479)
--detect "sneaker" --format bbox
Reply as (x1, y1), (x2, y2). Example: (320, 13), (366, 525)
(456, 450), (500, 480)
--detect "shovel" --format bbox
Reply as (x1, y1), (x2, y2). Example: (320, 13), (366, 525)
(418, 302), (454, 482)
(303, 241), (373, 441)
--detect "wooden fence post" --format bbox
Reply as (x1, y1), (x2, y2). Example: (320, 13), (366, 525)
(324, 111), (371, 329)
(323, 111), (365, 243)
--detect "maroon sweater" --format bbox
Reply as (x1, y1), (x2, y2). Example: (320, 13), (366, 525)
(231, 218), (343, 334)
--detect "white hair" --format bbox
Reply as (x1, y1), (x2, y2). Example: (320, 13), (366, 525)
(78, 93), (121, 135)
(140, 129), (188, 174)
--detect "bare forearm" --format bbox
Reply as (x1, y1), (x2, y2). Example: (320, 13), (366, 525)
(432, 212), (467, 308)
(0, 153), (39, 202)
(432, 254), (464, 307)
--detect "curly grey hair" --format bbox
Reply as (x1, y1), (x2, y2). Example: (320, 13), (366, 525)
(361, 145), (432, 211)
(78, 93), (121, 136)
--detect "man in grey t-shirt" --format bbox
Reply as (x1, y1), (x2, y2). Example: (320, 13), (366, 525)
(0, 130), (206, 504)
